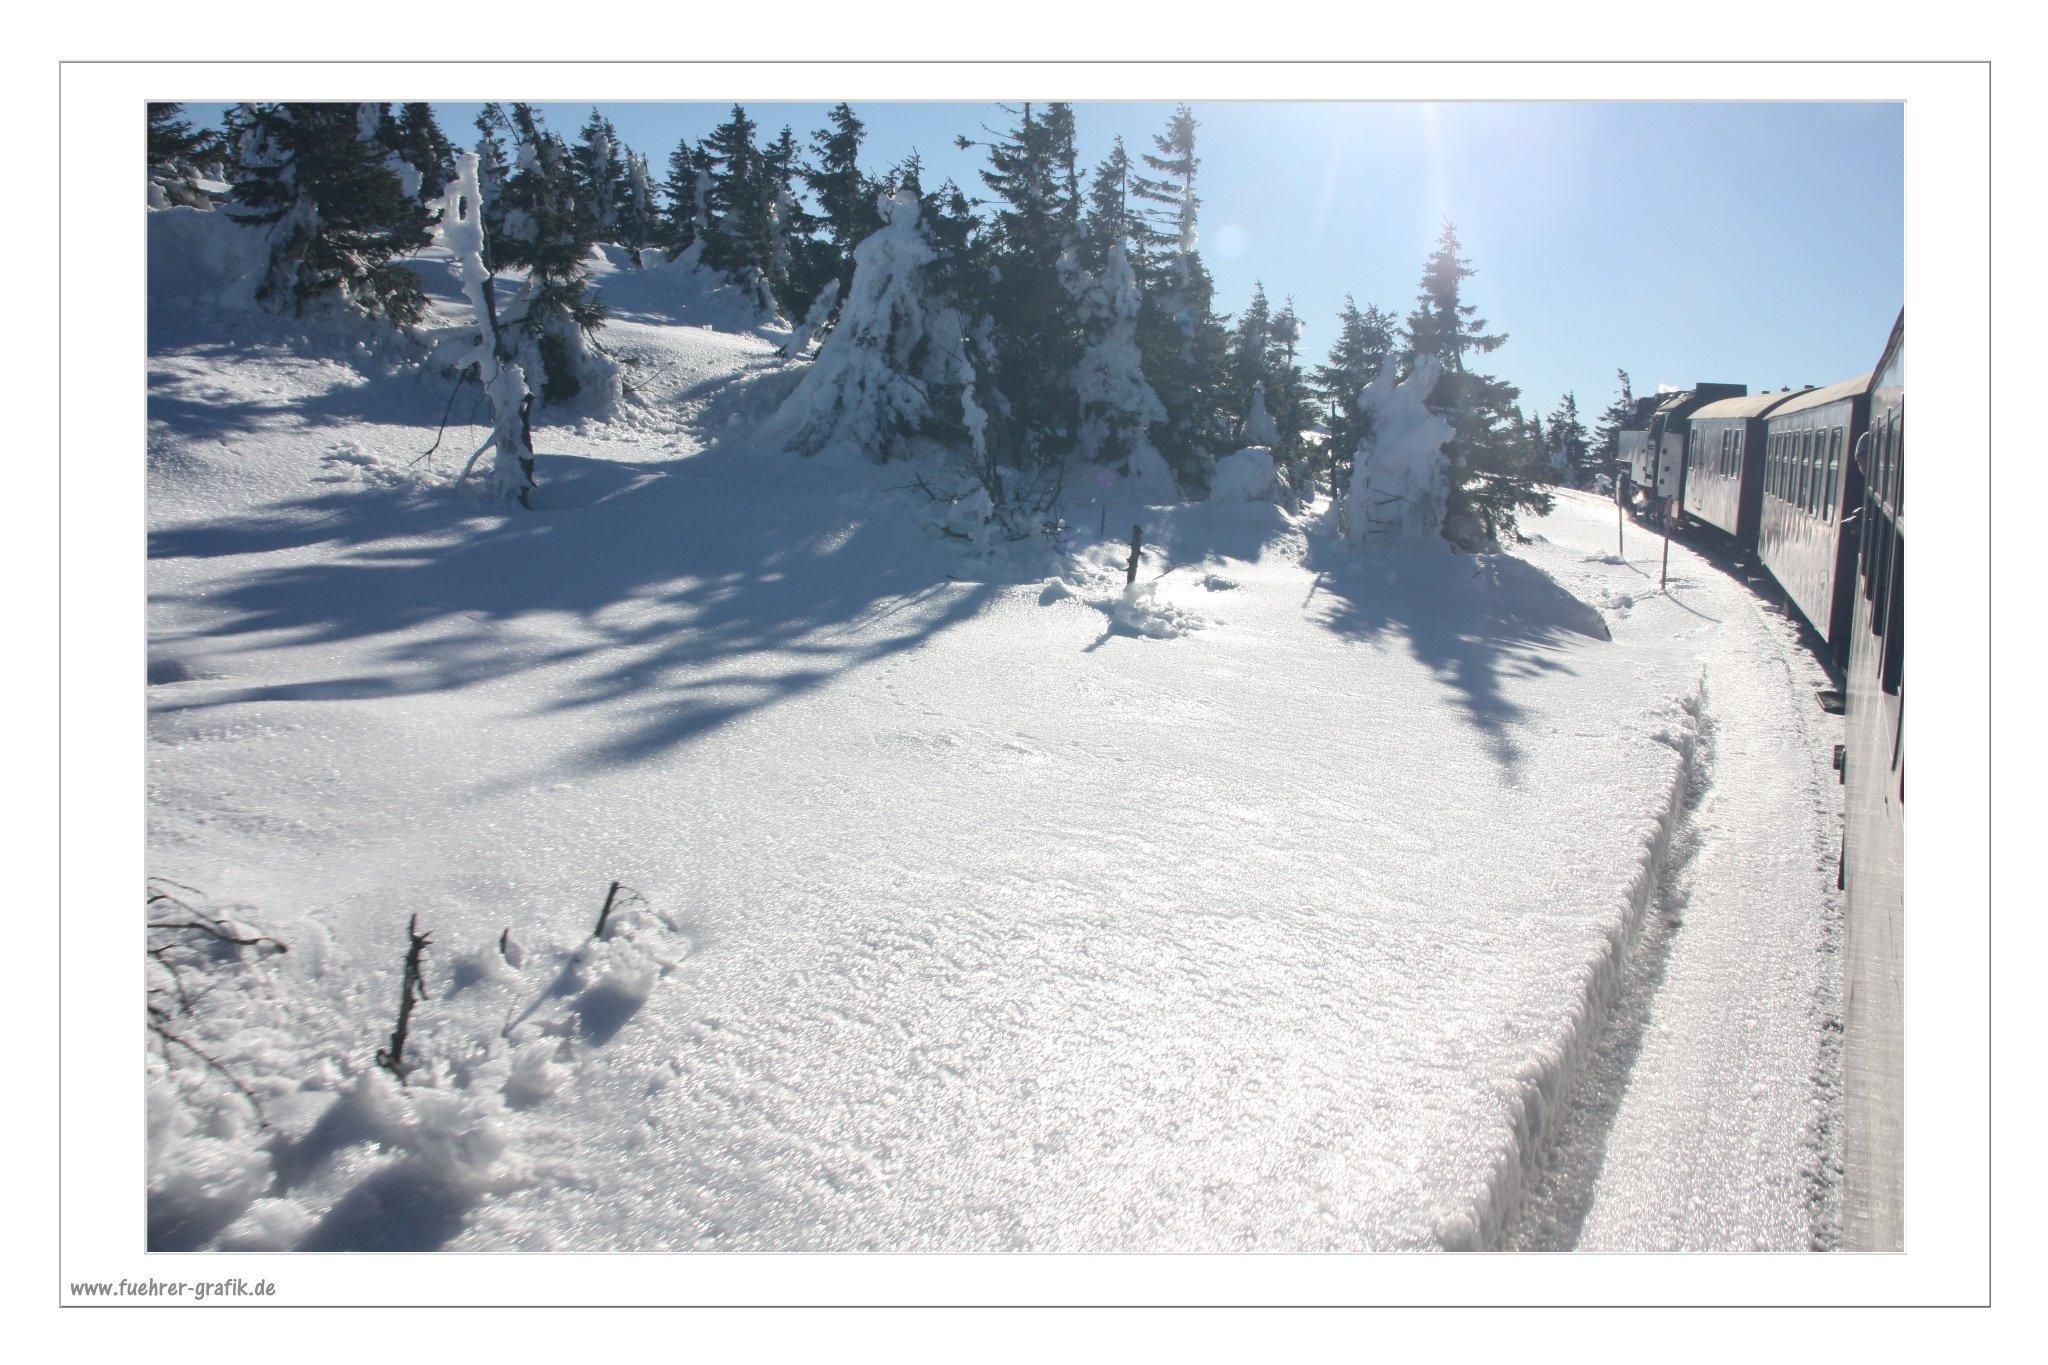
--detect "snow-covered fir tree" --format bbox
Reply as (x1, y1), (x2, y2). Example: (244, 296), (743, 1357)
(573, 109), (626, 244)
(1345, 356), (1455, 544)
(147, 103), (222, 209)
(1130, 105), (1230, 494)
(1266, 297), (1310, 482)
(389, 104), (456, 207)
(495, 104), (615, 407)
(1226, 282), (1274, 442)
(617, 151), (658, 255)
(1066, 238), (1173, 497)
(226, 102), (429, 327)
(1313, 295), (1399, 498)
(696, 105), (775, 310)
(471, 104), (515, 270)
(1545, 391), (1589, 487)
(1401, 218), (1550, 548)
(1589, 370), (1634, 485)
(962, 102), (1085, 473)
(760, 189), (981, 467)
(660, 136), (706, 256)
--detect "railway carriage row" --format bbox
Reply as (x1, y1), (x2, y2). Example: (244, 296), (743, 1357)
(1614, 312), (1905, 1252)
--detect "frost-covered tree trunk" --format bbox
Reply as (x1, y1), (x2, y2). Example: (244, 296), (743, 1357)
(437, 152), (535, 507)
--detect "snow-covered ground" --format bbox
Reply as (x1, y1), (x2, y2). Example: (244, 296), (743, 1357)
(140, 220), (1845, 1257)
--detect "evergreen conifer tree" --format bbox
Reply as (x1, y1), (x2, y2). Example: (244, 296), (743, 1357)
(496, 104), (609, 404)
(761, 124), (823, 315)
(1400, 218), (1550, 547)
(1266, 297), (1310, 478)
(227, 102), (429, 326)
(697, 105), (774, 306)
(472, 104), (515, 269)
(1081, 137), (1139, 273)
(390, 103), (456, 204)
(616, 151), (657, 254)
(660, 136), (708, 255)
(1313, 295), (1398, 496)
(573, 109), (627, 243)
(1129, 105), (1230, 492)
(960, 102), (1085, 471)
(1545, 391), (1589, 487)
(1589, 370), (1634, 485)
(147, 103), (222, 208)
(1226, 282), (1274, 442)
(802, 103), (881, 314)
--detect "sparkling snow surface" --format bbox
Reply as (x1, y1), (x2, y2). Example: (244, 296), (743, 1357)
(145, 234), (1841, 1253)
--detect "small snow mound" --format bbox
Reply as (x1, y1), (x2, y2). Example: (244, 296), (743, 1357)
(1109, 579), (1205, 639)
(1039, 577), (1078, 605)
(1210, 446), (1280, 503)
(1201, 572), (1241, 592)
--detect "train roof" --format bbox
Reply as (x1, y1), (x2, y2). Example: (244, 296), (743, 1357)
(1691, 390), (1803, 421)
(1620, 396), (1664, 430)
(1766, 373), (1874, 418)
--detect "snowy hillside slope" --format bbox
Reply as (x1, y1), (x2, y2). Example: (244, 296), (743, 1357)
(144, 217), (1842, 1254)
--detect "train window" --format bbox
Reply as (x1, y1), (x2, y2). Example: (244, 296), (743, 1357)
(1721, 428), (1733, 477)
(1732, 427), (1744, 479)
(1884, 409), (1900, 515)
(1818, 427), (1835, 517)
(1882, 535), (1903, 697)
(1876, 415), (1894, 511)
(1771, 434), (1784, 499)
(1797, 430), (1812, 513)
(1824, 427), (1842, 521)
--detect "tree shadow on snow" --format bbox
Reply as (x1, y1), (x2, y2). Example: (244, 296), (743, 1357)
(149, 445), (996, 777)
(1299, 537), (1610, 777)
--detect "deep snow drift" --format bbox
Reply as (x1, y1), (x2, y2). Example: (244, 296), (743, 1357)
(142, 211), (1844, 1255)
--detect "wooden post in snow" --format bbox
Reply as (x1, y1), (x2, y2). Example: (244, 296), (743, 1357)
(1126, 524), (1143, 585)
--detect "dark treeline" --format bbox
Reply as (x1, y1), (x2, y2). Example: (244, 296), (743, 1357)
(151, 99), (1614, 545)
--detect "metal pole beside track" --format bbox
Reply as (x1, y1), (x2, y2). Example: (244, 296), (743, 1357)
(1660, 497), (1673, 590)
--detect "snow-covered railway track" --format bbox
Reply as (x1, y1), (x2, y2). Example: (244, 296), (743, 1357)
(1505, 520), (1846, 1252)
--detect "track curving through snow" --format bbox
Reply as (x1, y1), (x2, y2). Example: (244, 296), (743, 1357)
(1508, 497), (1846, 1252)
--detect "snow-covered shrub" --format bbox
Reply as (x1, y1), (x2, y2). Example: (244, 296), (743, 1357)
(1345, 356), (1455, 544)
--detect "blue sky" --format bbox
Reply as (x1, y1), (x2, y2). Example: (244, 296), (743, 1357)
(184, 99), (1903, 427)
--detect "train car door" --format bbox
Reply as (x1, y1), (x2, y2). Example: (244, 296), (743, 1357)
(1656, 430), (1686, 499)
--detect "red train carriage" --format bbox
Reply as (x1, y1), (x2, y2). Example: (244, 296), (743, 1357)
(1757, 372), (1873, 661)
(1682, 389), (1802, 545)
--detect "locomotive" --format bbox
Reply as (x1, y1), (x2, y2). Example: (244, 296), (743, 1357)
(1614, 311), (1905, 1251)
